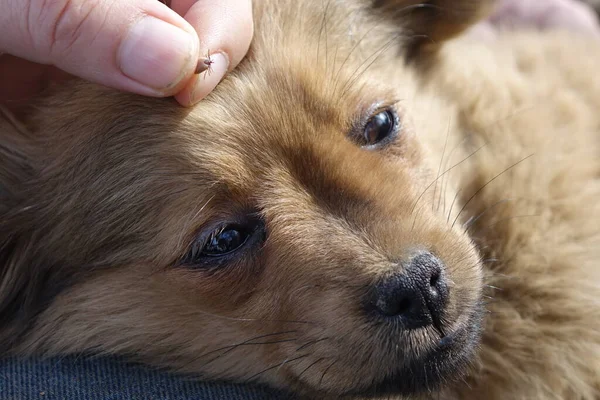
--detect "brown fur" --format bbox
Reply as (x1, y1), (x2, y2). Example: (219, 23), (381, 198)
(586, 0), (600, 12)
(1, 0), (600, 399)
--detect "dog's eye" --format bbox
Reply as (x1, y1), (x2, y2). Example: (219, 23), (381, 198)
(360, 109), (398, 147)
(203, 225), (249, 256)
(181, 218), (265, 267)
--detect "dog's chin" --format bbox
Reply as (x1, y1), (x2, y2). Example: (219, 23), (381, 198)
(350, 306), (484, 398)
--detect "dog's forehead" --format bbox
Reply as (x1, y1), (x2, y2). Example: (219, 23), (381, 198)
(150, 35), (412, 200)
(169, 83), (332, 194)
(186, 53), (397, 149)
(183, 1), (403, 144)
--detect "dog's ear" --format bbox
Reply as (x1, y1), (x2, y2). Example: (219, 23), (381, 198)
(372, 0), (495, 58)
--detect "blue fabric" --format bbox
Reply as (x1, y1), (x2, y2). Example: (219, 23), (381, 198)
(0, 355), (296, 399)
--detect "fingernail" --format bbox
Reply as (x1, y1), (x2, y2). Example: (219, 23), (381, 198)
(118, 16), (197, 90)
(188, 52), (229, 104)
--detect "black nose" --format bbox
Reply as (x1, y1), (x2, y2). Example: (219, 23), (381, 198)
(370, 252), (449, 330)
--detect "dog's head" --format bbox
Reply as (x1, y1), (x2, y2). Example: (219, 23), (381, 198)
(0, 0), (491, 397)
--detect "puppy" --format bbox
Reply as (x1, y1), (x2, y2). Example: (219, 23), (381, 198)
(1, 0), (600, 398)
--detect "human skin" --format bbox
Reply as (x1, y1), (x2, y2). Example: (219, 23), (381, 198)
(0, 0), (253, 110)
(473, 0), (600, 40)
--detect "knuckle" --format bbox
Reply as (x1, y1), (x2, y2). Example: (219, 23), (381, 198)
(36, 0), (103, 60)
(27, 0), (70, 57)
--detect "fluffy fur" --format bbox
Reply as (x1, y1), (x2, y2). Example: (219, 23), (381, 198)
(1, 0), (600, 399)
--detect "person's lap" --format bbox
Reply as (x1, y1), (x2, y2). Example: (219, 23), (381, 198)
(0, 355), (294, 400)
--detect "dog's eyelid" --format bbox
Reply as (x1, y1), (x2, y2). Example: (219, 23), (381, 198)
(178, 215), (266, 269)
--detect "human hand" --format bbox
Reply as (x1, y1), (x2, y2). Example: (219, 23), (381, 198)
(471, 0), (600, 41)
(0, 0), (253, 110)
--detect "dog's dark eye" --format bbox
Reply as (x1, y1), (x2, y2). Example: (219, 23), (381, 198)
(363, 110), (397, 145)
(181, 218), (265, 267)
(203, 226), (248, 256)
(360, 109), (399, 147)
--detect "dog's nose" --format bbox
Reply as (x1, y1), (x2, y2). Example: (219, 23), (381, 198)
(370, 252), (449, 330)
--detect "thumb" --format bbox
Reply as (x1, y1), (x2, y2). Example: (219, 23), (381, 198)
(0, 0), (201, 97)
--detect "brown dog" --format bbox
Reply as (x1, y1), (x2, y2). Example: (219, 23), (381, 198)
(1, 0), (600, 398)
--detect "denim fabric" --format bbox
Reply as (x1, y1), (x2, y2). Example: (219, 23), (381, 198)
(0, 355), (296, 400)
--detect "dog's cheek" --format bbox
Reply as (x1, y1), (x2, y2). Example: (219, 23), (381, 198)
(161, 264), (264, 311)
(19, 266), (260, 355)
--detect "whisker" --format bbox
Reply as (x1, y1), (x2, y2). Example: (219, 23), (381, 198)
(488, 272), (516, 280)
(319, 359), (338, 386)
(204, 336), (299, 365)
(245, 354), (310, 383)
(484, 284), (503, 291)
(411, 144), (487, 231)
(175, 193), (217, 250)
(462, 262), (484, 272)
(192, 308), (317, 325)
(447, 187), (462, 225)
(297, 357), (326, 382)
(451, 154), (534, 229)
(439, 134), (476, 216)
(204, 338), (301, 367)
(482, 258), (500, 264)
(463, 198), (514, 231)
(177, 331), (299, 371)
(317, 0), (334, 71)
(433, 115), (452, 213)
(332, 2), (435, 94)
(423, 363), (429, 392)
(330, 43), (340, 84)
(332, 12), (398, 94)
(459, 375), (473, 391)
(478, 104), (539, 130)
(339, 32), (410, 100)
(413, 143), (487, 216)
(458, 252), (488, 269)
(296, 337), (330, 352)
(485, 214), (541, 230)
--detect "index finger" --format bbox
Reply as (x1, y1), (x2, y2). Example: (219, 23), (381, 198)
(171, 0), (254, 106)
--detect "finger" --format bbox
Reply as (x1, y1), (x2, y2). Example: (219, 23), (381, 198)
(173, 0), (254, 106)
(490, 0), (600, 36)
(541, 0), (600, 36)
(0, 0), (201, 97)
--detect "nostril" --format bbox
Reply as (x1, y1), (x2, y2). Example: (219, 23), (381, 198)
(375, 292), (413, 317)
(388, 297), (411, 316)
(397, 297), (411, 314)
(429, 271), (440, 288)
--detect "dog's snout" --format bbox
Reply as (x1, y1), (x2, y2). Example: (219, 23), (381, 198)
(370, 252), (449, 330)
